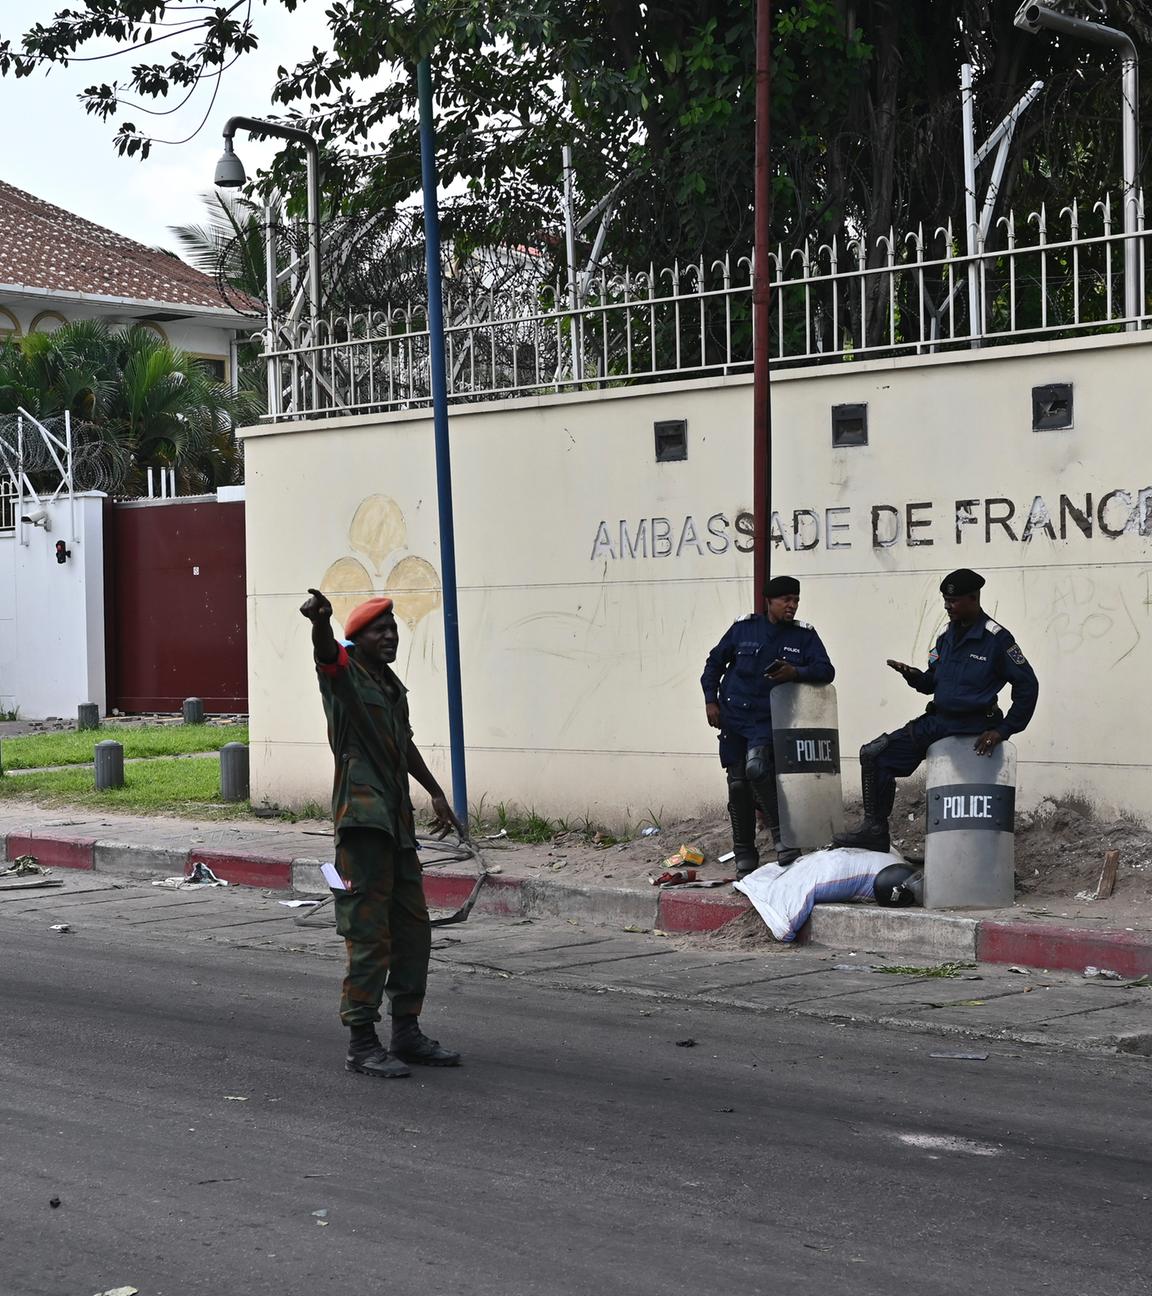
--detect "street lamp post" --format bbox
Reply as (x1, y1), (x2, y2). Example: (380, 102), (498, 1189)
(1013, 3), (1141, 325)
(215, 116), (323, 330)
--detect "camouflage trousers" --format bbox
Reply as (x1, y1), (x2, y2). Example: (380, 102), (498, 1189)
(333, 828), (431, 1027)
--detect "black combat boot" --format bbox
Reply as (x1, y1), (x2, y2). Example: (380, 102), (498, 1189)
(771, 833), (802, 868)
(346, 1024), (411, 1079)
(833, 818), (890, 852)
(745, 752), (799, 867)
(833, 753), (893, 852)
(390, 1015), (462, 1067)
(727, 775), (760, 877)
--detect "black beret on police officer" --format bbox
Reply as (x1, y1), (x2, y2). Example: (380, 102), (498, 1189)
(835, 568), (1039, 853)
(701, 576), (836, 876)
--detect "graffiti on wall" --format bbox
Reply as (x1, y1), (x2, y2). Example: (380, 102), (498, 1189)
(321, 494), (441, 630)
(590, 487), (1152, 560)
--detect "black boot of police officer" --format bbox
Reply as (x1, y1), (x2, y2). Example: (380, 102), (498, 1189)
(726, 764), (800, 876)
(726, 768), (760, 876)
(747, 744), (801, 869)
(833, 736), (894, 852)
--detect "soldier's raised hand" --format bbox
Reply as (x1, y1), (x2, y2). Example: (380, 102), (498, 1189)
(886, 659), (915, 678)
(300, 587), (333, 622)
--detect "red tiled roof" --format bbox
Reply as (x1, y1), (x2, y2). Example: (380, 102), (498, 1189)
(0, 179), (259, 315)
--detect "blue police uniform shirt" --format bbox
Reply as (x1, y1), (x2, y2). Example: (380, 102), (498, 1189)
(906, 614), (1038, 737)
(701, 613), (835, 737)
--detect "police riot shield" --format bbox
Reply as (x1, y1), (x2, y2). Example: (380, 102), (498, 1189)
(923, 736), (1017, 909)
(770, 684), (845, 851)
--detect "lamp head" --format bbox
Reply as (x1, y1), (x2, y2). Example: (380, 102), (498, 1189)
(214, 139), (247, 188)
(1013, 2), (1044, 33)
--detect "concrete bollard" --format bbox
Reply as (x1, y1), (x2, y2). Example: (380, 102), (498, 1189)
(94, 740), (125, 790)
(923, 736), (1017, 909)
(220, 742), (250, 802)
(770, 683), (846, 851)
(182, 697), (205, 725)
(77, 703), (100, 731)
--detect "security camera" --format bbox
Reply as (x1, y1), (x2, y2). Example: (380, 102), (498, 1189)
(20, 509), (51, 532)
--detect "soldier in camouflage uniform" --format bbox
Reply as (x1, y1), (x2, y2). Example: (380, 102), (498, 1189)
(300, 588), (463, 1079)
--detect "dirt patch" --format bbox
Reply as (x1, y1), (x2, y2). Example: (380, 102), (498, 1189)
(480, 785), (1152, 931)
(480, 809), (742, 887)
(679, 908), (790, 952)
(885, 783), (1152, 923)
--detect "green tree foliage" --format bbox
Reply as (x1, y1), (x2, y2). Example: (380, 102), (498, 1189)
(0, 321), (258, 495)
(2, 1), (1149, 273)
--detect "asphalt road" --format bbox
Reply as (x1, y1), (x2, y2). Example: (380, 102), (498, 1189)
(1, 922), (1148, 1296)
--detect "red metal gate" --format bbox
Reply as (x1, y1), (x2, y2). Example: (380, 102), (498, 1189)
(106, 497), (247, 713)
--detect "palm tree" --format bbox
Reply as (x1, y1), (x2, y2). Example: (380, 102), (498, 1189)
(0, 321), (258, 496)
(169, 191), (269, 301)
(0, 318), (112, 422)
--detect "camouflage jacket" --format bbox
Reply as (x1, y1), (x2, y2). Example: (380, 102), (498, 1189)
(315, 643), (417, 847)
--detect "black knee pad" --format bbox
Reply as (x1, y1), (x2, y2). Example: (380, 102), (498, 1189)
(726, 771), (751, 797)
(745, 746), (773, 785)
(860, 734), (889, 762)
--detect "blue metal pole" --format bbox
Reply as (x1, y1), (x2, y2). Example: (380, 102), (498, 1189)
(416, 53), (469, 826)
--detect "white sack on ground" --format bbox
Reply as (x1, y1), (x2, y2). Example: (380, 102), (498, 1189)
(733, 848), (901, 942)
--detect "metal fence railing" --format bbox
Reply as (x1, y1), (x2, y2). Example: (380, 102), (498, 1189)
(261, 193), (1150, 422)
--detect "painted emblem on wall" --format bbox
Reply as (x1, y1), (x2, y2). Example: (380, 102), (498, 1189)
(321, 495), (442, 631)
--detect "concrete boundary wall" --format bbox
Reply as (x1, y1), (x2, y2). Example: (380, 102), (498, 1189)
(239, 331), (1152, 825)
(0, 493), (106, 717)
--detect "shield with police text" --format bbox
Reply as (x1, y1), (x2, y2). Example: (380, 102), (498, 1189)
(923, 736), (1017, 909)
(770, 683), (846, 850)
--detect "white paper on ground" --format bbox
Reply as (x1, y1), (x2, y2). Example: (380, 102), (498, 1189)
(320, 861), (348, 891)
(733, 847), (900, 942)
(278, 899), (321, 907)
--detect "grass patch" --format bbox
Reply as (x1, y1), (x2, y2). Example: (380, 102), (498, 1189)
(874, 962), (977, 978)
(255, 800), (330, 823)
(493, 802), (556, 844)
(0, 756), (252, 819)
(466, 801), (620, 846)
(0, 723), (248, 770)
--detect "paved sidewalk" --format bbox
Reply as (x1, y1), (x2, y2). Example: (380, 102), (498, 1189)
(1, 869), (1149, 1056)
(3, 804), (1152, 978)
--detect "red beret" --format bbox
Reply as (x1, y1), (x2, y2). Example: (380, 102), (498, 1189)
(343, 596), (395, 639)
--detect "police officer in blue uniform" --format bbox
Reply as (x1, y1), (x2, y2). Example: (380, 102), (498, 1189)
(835, 568), (1039, 853)
(701, 575), (836, 876)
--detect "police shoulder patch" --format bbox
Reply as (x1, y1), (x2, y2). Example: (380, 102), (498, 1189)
(1007, 642), (1027, 666)
(793, 618), (814, 630)
(736, 612), (757, 622)
(984, 618), (1003, 635)
(928, 646), (940, 665)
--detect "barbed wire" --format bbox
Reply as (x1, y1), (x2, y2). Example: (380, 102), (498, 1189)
(203, 36), (1152, 322)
